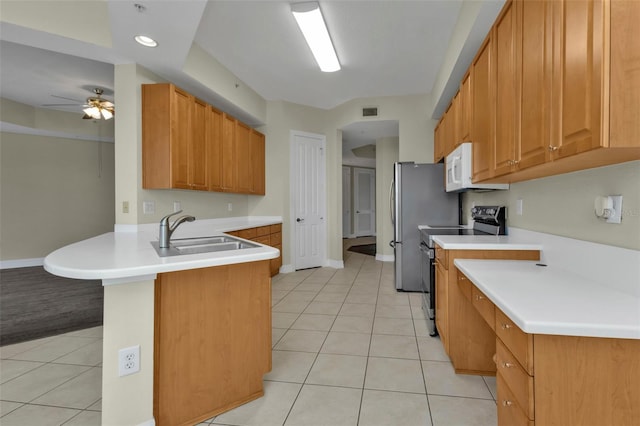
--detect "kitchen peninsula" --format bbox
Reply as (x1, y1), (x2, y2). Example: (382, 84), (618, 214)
(44, 217), (281, 426)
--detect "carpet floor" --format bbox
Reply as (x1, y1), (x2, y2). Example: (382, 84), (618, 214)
(0, 266), (103, 346)
(347, 243), (376, 256)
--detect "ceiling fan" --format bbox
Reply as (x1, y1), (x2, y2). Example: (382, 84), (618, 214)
(44, 88), (115, 120)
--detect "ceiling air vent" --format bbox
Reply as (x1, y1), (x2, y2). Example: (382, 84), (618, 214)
(362, 107), (378, 117)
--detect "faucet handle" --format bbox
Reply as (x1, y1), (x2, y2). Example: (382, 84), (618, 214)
(160, 210), (183, 225)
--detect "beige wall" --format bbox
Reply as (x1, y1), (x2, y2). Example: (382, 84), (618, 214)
(0, 132), (115, 260)
(463, 161), (640, 250)
(375, 137), (399, 257)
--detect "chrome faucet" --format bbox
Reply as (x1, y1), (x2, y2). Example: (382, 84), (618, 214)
(158, 210), (196, 248)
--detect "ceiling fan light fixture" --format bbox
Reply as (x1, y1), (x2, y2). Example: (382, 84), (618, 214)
(83, 106), (102, 120)
(134, 35), (158, 48)
(291, 2), (340, 72)
(101, 108), (114, 120)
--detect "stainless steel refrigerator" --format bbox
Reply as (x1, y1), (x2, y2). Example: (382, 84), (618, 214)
(389, 162), (459, 291)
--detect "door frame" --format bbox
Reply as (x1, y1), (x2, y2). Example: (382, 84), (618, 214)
(353, 167), (376, 237)
(289, 130), (327, 270)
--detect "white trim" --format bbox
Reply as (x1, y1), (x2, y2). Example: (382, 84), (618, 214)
(325, 259), (344, 269)
(279, 264), (295, 274)
(102, 274), (157, 286)
(375, 254), (394, 262)
(136, 418), (155, 426)
(0, 258), (45, 269)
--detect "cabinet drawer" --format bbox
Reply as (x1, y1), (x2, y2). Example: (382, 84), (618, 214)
(496, 309), (534, 375)
(255, 225), (271, 237)
(497, 373), (534, 426)
(472, 286), (495, 331)
(435, 246), (448, 269)
(238, 228), (257, 239)
(252, 235), (270, 245)
(270, 232), (282, 246)
(458, 273), (472, 301)
(270, 223), (282, 233)
(496, 339), (534, 420)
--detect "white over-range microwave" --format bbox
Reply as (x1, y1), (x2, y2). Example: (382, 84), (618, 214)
(445, 143), (509, 192)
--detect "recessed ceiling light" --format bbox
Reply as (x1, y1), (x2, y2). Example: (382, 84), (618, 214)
(134, 35), (158, 48)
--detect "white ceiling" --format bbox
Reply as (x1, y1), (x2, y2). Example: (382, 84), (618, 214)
(0, 0), (502, 150)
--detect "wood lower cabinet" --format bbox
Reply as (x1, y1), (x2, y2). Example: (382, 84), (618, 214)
(227, 223), (282, 277)
(459, 270), (640, 425)
(154, 261), (271, 426)
(435, 245), (539, 375)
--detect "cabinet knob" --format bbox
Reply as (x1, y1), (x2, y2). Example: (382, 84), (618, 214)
(475, 294), (485, 301)
(548, 145), (558, 152)
(501, 361), (514, 368)
(513, 160), (519, 165)
(502, 400), (514, 407)
(501, 323), (512, 330)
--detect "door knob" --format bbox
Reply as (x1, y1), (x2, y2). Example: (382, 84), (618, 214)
(296, 218), (304, 222)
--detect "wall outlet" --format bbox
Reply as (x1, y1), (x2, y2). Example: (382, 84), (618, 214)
(516, 199), (523, 216)
(143, 201), (155, 215)
(118, 345), (140, 377)
(228, 203), (233, 212)
(122, 201), (129, 214)
(173, 201), (181, 212)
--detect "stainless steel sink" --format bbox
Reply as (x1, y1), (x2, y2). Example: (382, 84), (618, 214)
(151, 235), (260, 257)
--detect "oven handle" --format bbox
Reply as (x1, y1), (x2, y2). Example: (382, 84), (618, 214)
(419, 242), (434, 259)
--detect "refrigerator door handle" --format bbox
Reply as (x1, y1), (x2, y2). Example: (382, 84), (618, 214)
(389, 240), (401, 248)
(389, 177), (395, 226)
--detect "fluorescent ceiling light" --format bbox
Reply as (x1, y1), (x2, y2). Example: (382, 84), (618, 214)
(134, 35), (158, 47)
(291, 2), (340, 72)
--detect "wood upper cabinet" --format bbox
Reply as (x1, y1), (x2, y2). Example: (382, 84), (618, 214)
(190, 99), (209, 190)
(207, 107), (223, 192)
(143, 83), (197, 190)
(516, 0), (551, 172)
(221, 113), (236, 192)
(235, 121), (252, 194)
(434, 119), (445, 163)
(250, 130), (266, 195)
(492, 0), (519, 178)
(459, 71), (472, 142)
(142, 83), (268, 195)
(550, 0), (603, 158)
(471, 35), (494, 182)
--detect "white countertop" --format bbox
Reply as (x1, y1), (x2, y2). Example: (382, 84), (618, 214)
(431, 234), (543, 251)
(44, 217), (282, 282)
(454, 259), (640, 339)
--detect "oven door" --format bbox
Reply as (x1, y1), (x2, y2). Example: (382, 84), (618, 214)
(419, 241), (437, 336)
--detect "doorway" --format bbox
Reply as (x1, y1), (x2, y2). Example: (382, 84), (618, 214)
(290, 130), (327, 270)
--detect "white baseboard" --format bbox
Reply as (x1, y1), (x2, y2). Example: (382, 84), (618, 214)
(325, 259), (344, 269)
(137, 418), (155, 426)
(0, 258), (44, 269)
(279, 264), (295, 274)
(375, 254), (394, 262)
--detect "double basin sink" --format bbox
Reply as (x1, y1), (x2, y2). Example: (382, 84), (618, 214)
(151, 235), (259, 257)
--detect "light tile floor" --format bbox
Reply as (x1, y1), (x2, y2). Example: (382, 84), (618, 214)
(0, 247), (497, 425)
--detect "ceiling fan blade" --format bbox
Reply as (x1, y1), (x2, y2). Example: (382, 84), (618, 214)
(50, 94), (84, 102)
(42, 103), (83, 107)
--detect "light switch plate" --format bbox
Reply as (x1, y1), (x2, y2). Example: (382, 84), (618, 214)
(143, 201), (155, 215)
(606, 195), (622, 224)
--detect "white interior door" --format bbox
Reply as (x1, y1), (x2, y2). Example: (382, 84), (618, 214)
(291, 131), (326, 270)
(342, 166), (351, 238)
(354, 167), (376, 237)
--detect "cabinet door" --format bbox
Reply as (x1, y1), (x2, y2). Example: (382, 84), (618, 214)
(190, 99), (208, 190)
(471, 35), (494, 182)
(517, 0), (551, 170)
(435, 260), (449, 354)
(551, 0), (604, 158)
(208, 107), (223, 192)
(171, 87), (192, 189)
(250, 130), (265, 195)
(235, 121), (252, 194)
(443, 102), (455, 158)
(221, 113), (236, 192)
(460, 72), (472, 142)
(452, 92), (461, 149)
(492, 0), (519, 178)
(434, 120), (444, 162)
